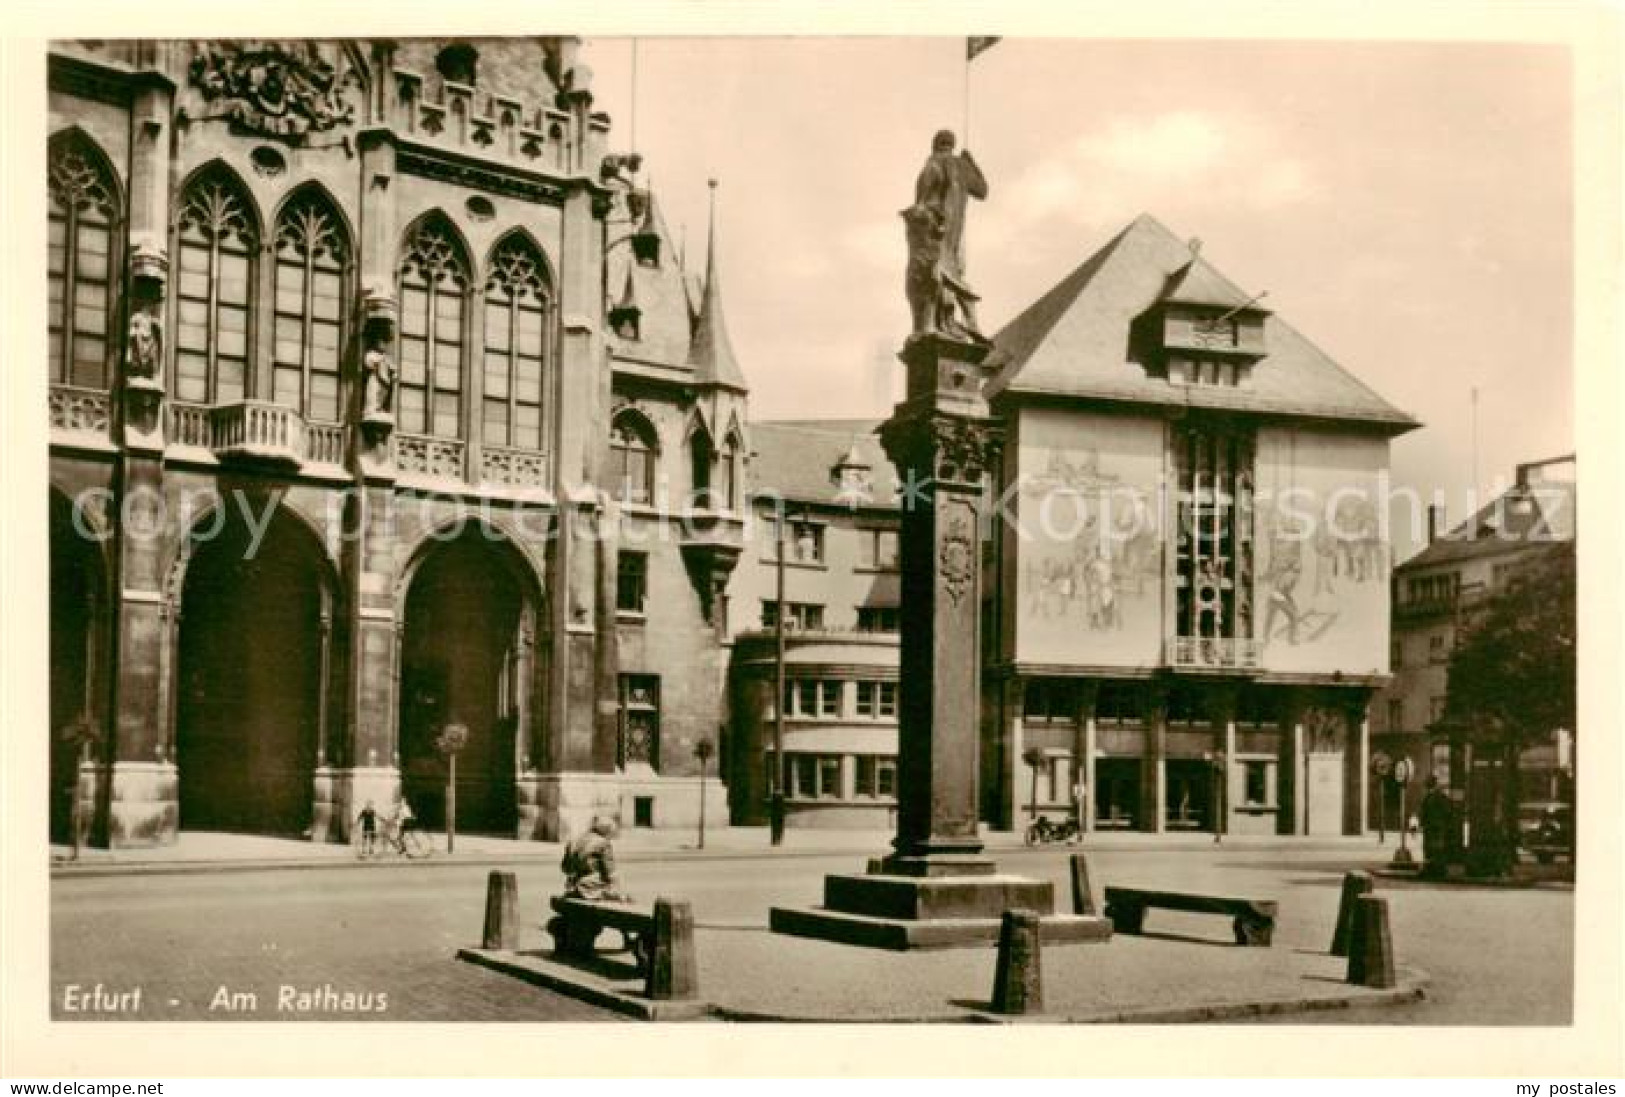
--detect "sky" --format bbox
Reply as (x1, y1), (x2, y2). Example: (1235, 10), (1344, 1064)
(582, 35), (1573, 561)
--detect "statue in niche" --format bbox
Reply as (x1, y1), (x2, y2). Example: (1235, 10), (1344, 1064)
(902, 129), (989, 340)
(361, 335), (396, 423)
(125, 307), (163, 388)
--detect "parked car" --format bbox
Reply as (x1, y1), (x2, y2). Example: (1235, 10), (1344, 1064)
(1517, 801), (1574, 864)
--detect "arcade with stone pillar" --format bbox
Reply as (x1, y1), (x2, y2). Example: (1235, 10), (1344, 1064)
(46, 36), (743, 849)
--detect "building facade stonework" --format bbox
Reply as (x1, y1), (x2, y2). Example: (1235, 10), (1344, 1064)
(48, 38), (1421, 848)
(47, 37), (736, 848)
(724, 423), (904, 829)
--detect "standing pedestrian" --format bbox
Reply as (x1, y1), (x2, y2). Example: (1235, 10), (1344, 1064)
(356, 800), (379, 858)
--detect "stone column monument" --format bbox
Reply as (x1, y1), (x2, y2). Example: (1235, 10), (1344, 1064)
(769, 132), (1111, 948)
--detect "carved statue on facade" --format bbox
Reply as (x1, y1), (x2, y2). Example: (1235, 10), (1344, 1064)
(902, 129), (989, 341)
(188, 41), (354, 143)
(125, 307), (163, 387)
(361, 337), (396, 423)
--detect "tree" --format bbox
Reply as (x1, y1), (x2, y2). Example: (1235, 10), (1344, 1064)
(1441, 544), (1575, 873)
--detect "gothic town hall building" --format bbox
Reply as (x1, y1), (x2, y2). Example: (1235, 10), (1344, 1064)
(47, 37), (744, 847)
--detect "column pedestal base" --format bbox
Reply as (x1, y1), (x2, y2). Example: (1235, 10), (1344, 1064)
(769, 860), (1113, 951)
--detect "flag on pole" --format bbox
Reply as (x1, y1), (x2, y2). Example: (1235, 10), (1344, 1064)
(967, 36), (1001, 61)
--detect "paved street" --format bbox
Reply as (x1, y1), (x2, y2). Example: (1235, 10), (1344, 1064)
(49, 839), (1572, 1024)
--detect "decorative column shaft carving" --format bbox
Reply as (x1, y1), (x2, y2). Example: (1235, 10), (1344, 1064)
(878, 333), (1004, 864)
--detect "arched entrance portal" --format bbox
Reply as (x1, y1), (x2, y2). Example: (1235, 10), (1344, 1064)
(399, 529), (536, 836)
(176, 503), (332, 835)
(50, 489), (107, 844)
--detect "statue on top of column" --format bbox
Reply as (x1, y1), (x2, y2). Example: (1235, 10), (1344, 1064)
(903, 129), (989, 341)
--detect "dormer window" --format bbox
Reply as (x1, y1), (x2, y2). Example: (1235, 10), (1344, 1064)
(1138, 255), (1269, 388)
(831, 442), (874, 504)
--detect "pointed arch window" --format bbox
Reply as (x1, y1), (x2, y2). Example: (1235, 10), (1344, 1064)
(272, 190), (349, 423)
(689, 428), (715, 508)
(397, 219), (469, 438)
(718, 433), (741, 511)
(483, 236), (551, 451)
(48, 135), (120, 389)
(611, 411), (658, 505)
(175, 167), (258, 404)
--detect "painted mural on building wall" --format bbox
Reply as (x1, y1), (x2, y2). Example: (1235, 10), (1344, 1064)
(1015, 409), (1164, 666)
(1253, 429), (1390, 675)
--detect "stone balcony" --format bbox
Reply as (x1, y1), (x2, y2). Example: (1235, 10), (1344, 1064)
(1168, 635), (1263, 671)
(169, 399), (346, 470)
(678, 507), (747, 626)
(678, 506), (747, 552)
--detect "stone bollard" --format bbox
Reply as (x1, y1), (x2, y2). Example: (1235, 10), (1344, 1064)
(1330, 870), (1374, 956)
(991, 908), (1044, 1015)
(481, 870), (520, 950)
(647, 898), (698, 1001)
(1346, 895), (1396, 989)
(1069, 853), (1097, 916)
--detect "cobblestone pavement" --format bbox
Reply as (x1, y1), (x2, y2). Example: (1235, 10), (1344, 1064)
(49, 840), (1573, 1024)
(51, 866), (614, 1022)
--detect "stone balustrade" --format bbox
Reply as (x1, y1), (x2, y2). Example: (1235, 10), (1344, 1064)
(394, 432), (467, 480)
(478, 444), (548, 488)
(305, 422), (348, 467)
(48, 384), (113, 437)
(168, 400), (212, 448)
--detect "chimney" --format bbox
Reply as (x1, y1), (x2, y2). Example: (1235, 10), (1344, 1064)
(1427, 504), (1443, 545)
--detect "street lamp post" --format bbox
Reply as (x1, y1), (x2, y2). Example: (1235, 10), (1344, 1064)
(60, 716), (98, 861)
(1021, 745), (1045, 837)
(1391, 757), (1416, 867)
(769, 502), (788, 846)
(1370, 751), (1393, 845)
(694, 737), (715, 850)
(435, 723), (469, 855)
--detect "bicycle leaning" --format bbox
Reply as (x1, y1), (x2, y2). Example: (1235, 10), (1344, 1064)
(355, 800), (431, 860)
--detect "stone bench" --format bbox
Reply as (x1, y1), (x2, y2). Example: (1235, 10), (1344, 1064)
(1103, 886), (1278, 946)
(546, 895), (698, 1001)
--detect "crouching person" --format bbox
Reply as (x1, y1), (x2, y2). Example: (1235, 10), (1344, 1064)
(562, 815), (630, 901)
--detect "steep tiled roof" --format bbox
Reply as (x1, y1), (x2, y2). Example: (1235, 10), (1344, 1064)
(686, 193), (749, 391)
(1160, 252), (1260, 309)
(747, 420), (899, 510)
(606, 193), (695, 373)
(607, 183), (749, 392)
(988, 213), (1418, 432)
(1400, 476), (1576, 571)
